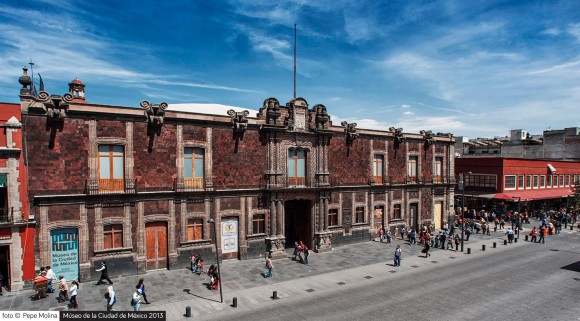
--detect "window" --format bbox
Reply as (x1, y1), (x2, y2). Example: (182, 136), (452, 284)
(525, 175), (532, 188)
(566, 175), (570, 186)
(98, 145), (124, 191)
(547, 175), (552, 187)
(355, 207), (365, 223)
(184, 148), (204, 189)
(328, 209), (338, 227)
(465, 174), (497, 188)
(540, 175), (545, 188)
(518, 175), (524, 189)
(252, 214), (265, 234)
(187, 219), (203, 241)
(553, 175), (558, 187)
(288, 149), (306, 186)
(559, 175), (564, 187)
(103, 224), (123, 249)
(505, 175), (516, 189)
(434, 157), (443, 183)
(373, 154), (384, 184)
(407, 156), (418, 183)
(393, 204), (402, 220)
(533, 175), (539, 188)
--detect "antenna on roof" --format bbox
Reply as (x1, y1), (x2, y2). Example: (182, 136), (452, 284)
(294, 24), (297, 99)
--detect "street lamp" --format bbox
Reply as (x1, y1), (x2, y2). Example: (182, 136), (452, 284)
(460, 172), (472, 252)
(512, 196), (521, 238)
(207, 218), (223, 303)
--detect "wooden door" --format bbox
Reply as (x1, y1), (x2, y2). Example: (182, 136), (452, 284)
(145, 222), (167, 270)
(434, 202), (443, 229)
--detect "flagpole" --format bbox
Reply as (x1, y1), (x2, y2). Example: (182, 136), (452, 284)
(294, 24), (297, 99)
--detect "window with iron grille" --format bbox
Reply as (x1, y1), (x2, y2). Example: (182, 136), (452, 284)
(103, 224), (123, 249)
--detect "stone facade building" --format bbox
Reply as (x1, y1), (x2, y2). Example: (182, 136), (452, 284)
(17, 69), (455, 281)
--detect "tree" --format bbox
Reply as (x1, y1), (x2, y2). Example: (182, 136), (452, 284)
(568, 179), (580, 215)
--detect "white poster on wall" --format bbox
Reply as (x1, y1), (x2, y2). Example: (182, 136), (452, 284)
(221, 218), (238, 254)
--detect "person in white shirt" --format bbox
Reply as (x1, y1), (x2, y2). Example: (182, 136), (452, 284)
(132, 288), (143, 311)
(45, 266), (56, 293)
(69, 280), (79, 309)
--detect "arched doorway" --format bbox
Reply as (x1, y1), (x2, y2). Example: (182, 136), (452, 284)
(284, 200), (312, 249)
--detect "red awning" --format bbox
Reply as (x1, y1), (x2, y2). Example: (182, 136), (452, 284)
(493, 188), (574, 201)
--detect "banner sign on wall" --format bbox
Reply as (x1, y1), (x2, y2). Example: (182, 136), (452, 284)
(51, 228), (79, 282)
(221, 218), (238, 254)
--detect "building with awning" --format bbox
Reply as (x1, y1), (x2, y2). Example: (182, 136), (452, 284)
(455, 157), (579, 213)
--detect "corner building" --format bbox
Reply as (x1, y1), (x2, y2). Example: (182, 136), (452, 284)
(18, 72), (455, 281)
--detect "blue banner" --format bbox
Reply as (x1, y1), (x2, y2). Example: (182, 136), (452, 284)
(51, 228), (79, 282)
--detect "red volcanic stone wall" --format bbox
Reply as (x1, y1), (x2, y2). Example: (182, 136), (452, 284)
(212, 128), (267, 189)
(372, 138), (386, 151)
(87, 208), (95, 254)
(47, 204), (80, 223)
(25, 116), (89, 194)
(421, 189), (433, 220)
(133, 122), (178, 189)
(328, 136), (370, 185)
(435, 144), (444, 154)
(392, 190), (403, 201)
(102, 206), (124, 219)
(374, 193), (385, 202)
(341, 192), (352, 209)
(220, 198), (240, 211)
(143, 200), (169, 215)
(355, 192), (366, 203)
(96, 120), (125, 138)
(388, 141), (406, 184)
(408, 141), (419, 152)
(182, 126), (206, 142)
(421, 145), (433, 182)
(186, 202), (205, 213)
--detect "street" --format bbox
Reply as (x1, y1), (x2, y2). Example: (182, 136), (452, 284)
(203, 230), (580, 321)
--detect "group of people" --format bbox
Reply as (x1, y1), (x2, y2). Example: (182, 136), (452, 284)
(32, 266), (79, 309)
(292, 241), (310, 264)
(191, 253), (219, 290)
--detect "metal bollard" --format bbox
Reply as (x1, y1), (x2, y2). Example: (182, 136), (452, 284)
(571, 226), (574, 231)
(493, 242), (497, 248)
(482, 244), (486, 251)
(185, 306), (191, 318)
(232, 297), (237, 308)
(467, 248), (471, 254)
(272, 291), (278, 299)
(525, 235), (529, 241)
(514, 237), (518, 243)
(504, 240), (507, 245)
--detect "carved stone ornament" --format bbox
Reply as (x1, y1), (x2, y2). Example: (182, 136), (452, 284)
(38, 91), (73, 132)
(227, 109), (250, 133)
(141, 100), (168, 136)
(311, 104), (330, 130)
(341, 121), (358, 143)
(389, 127), (405, 145)
(420, 130), (435, 146)
(263, 97), (281, 125)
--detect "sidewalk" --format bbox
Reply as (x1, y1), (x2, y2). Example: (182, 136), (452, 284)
(0, 225), (572, 319)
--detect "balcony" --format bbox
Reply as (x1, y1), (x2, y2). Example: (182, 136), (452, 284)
(0, 207), (13, 224)
(174, 177), (205, 192)
(288, 177), (306, 187)
(85, 179), (137, 195)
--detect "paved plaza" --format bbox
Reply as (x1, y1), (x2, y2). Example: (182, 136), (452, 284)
(1, 224), (578, 320)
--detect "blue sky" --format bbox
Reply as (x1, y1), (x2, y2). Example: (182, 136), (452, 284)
(1, 0), (579, 138)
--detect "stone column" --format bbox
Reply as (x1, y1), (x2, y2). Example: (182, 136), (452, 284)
(266, 197), (285, 259)
(276, 200), (283, 237)
(269, 198), (277, 236)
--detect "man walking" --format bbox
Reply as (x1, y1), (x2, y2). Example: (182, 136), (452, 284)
(538, 226), (547, 244)
(394, 245), (402, 267)
(264, 254), (273, 277)
(96, 261), (113, 285)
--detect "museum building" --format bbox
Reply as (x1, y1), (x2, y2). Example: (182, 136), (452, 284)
(17, 68), (455, 281)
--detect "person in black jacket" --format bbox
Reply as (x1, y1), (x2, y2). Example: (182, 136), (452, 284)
(96, 261), (113, 285)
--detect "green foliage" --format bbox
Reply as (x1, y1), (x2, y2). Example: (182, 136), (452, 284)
(569, 180), (580, 213)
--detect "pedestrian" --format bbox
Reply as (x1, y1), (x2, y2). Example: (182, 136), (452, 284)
(394, 245), (402, 267)
(264, 254), (273, 277)
(293, 241), (300, 260)
(538, 226), (547, 244)
(46, 266), (56, 293)
(69, 280), (79, 309)
(400, 227), (406, 240)
(136, 278), (150, 304)
(378, 226), (384, 242)
(96, 261), (113, 285)
(394, 227), (399, 239)
(529, 227), (538, 243)
(423, 240), (431, 258)
(132, 288), (143, 312)
(298, 241), (305, 263)
(440, 232), (446, 249)
(385, 230), (392, 243)
(303, 246), (309, 264)
(58, 275), (68, 303)
(191, 253), (198, 273)
(105, 285), (116, 311)
(465, 227), (472, 241)
(454, 233), (460, 251)
(505, 228), (514, 243)
(446, 234), (454, 250)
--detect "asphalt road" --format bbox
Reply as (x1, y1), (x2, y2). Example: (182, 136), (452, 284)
(204, 232), (580, 321)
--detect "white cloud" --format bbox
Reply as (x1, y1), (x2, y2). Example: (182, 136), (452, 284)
(403, 111), (414, 115)
(526, 60), (580, 75)
(541, 27), (561, 36)
(567, 23), (580, 42)
(401, 104), (411, 108)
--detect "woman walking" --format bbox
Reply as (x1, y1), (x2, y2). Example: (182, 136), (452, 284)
(58, 275), (68, 303)
(69, 281), (79, 309)
(105, 286), (116, 311)
(132, 288), (143, 311)
(423, 240), (431, 258)
(136, 278), (150, 304)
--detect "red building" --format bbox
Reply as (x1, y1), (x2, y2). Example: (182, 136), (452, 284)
(0, 102), (35, 291)
(455, 157), (580, 213)
(17, 68), (455, 281)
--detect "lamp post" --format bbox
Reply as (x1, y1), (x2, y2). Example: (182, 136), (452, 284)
(207, 218), (223, 303)
(460, 172), (472, 252)
(512, 196), (521, 238)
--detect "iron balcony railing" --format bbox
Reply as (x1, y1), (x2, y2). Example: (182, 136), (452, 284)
(0, 207), (13, 224)
(84, 179), (137, 195)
